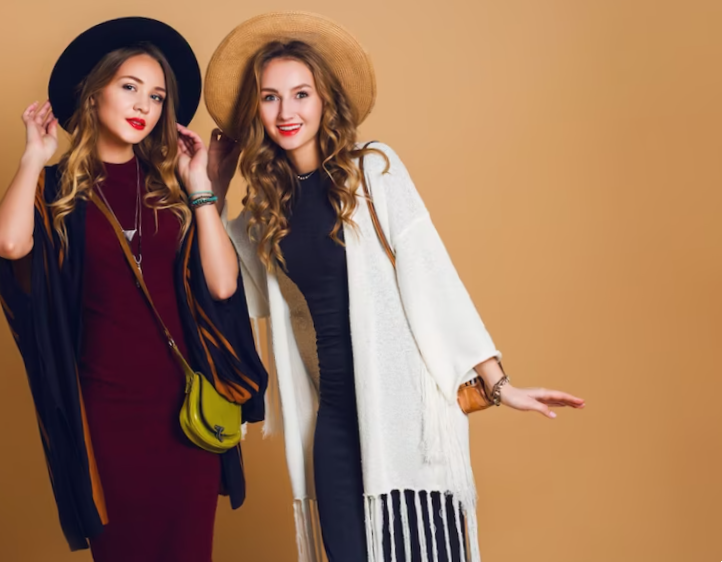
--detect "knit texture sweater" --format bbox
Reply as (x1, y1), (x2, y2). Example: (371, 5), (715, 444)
(224, 143), (501, 562)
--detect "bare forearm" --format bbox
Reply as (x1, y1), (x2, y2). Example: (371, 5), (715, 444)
(194, 203), (239, 300)
(0, 154), (44, 259)
(176, 125), (239, 299)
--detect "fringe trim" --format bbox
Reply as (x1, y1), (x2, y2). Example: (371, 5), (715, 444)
(364, 496), (377, 561)
(291, 492), (480, 562)
(358, 491), (480, 562)
(453, 498), (467, 562)
(419, 363), (478, 516)
(466, 506), (481, 562)
(426, 492), (439, 562)
(374, 496), (384, 560)
(386, 495), (397, 562)
(399, 492), (412, 560)
(293, 498), (323, 562)
(414, 492), (429, 561)
(441, 497), (452, 561)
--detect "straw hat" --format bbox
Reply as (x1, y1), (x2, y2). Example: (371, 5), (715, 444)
(204, 11), (376, 140)
(48, 17), (201, 131)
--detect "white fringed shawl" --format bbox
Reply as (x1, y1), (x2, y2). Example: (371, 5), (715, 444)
(224, 143), (500, 562)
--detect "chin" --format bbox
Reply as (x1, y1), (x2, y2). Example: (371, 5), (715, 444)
(118, 130), (152, 145)
(274, 134), (313, 153)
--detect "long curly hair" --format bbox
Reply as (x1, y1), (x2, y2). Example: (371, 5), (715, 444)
(50, 43), (191, 247)
(235, 40), (388, 270)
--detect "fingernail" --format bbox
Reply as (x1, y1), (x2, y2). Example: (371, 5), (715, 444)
(549, 412), (557, 418)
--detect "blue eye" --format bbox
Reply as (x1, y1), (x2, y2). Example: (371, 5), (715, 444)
(262, 94), (277, 102)
(296, 91), (309, 99)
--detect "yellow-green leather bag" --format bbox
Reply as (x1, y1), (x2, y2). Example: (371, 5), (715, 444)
(92, 193), (241, 454)
(178, 361), (241, 453)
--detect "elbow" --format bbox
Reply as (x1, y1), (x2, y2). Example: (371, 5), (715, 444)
(0, 238), (32, 261)
(209, 279), (238, 301)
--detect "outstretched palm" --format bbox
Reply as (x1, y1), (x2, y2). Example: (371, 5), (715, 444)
(501, 385), (585, 418)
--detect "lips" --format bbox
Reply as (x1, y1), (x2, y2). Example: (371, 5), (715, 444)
(127, 118), (146, 131)
(278, 123), (301, 137)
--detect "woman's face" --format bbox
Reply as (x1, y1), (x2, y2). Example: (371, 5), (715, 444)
(258, 58), (323, 162)
(95, 54), (167, 147)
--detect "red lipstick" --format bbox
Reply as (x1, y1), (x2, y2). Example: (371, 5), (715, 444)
(127, 118), (146, 131)
(277, 123), (301, 137)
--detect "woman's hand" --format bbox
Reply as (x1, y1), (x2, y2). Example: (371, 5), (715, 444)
(207, 128), (241, 212)
(473, 358), (585, 418)
(176, 124), (211, 195)
(500, 384), (585, 419)
(22, 101), (58, 166)
(207, 128), (241, 197)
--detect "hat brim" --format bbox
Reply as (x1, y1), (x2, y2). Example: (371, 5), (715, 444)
(204, 11), (376, 141)
(49, 17), (201, 130)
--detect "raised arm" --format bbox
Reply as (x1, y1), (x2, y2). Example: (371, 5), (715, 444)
(0, 101), (58, 260)
(176, 124), (239, 301)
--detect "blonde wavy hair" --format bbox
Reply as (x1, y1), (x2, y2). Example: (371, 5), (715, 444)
(51, 44), (191, 247)
(235, 40), (388, 270)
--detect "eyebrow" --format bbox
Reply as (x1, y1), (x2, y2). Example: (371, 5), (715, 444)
(261, 84), (313, 93)
(118, 75), (167, 93)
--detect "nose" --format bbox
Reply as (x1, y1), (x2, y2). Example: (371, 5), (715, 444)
(278, 97), (294, 122)
(134, 95), (150, 115)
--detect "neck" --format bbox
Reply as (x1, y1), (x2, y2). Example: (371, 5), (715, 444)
(97, 132), (135, 164)
(287, 140), (320, 175)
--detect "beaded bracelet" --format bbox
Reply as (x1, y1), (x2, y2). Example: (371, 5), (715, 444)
(190, 195), (218, 209)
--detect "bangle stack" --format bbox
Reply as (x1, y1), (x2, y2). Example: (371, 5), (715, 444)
(488, 359), (510, 406)
(489, 374), (510, 406)
(189, 191), (218, 209)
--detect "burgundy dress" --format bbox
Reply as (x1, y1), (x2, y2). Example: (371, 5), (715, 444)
(78, 159), (220, 562)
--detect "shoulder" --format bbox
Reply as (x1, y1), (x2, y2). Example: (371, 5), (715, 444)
(355, 142), (428, 230)
(355, 142), (408, 177)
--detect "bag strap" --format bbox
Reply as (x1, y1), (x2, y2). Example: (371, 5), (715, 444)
(88, 191), (193, 384)
(359, 141), (396, 269)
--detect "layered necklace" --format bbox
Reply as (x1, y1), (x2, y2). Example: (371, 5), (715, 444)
(96, 157), (143, 274)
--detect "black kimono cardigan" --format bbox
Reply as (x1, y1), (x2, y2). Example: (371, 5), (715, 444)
(0, 165), (268, 551)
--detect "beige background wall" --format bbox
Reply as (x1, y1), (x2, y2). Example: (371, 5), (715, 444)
(0, 0), (720, 561)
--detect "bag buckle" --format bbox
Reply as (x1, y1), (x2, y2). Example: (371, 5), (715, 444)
(214, 425), (225, 442)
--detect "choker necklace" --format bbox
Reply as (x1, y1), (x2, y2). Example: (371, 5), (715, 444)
(297, 170), (316, 181)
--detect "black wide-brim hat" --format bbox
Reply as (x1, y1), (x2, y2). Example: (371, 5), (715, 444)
(48, 17), (201, 130)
